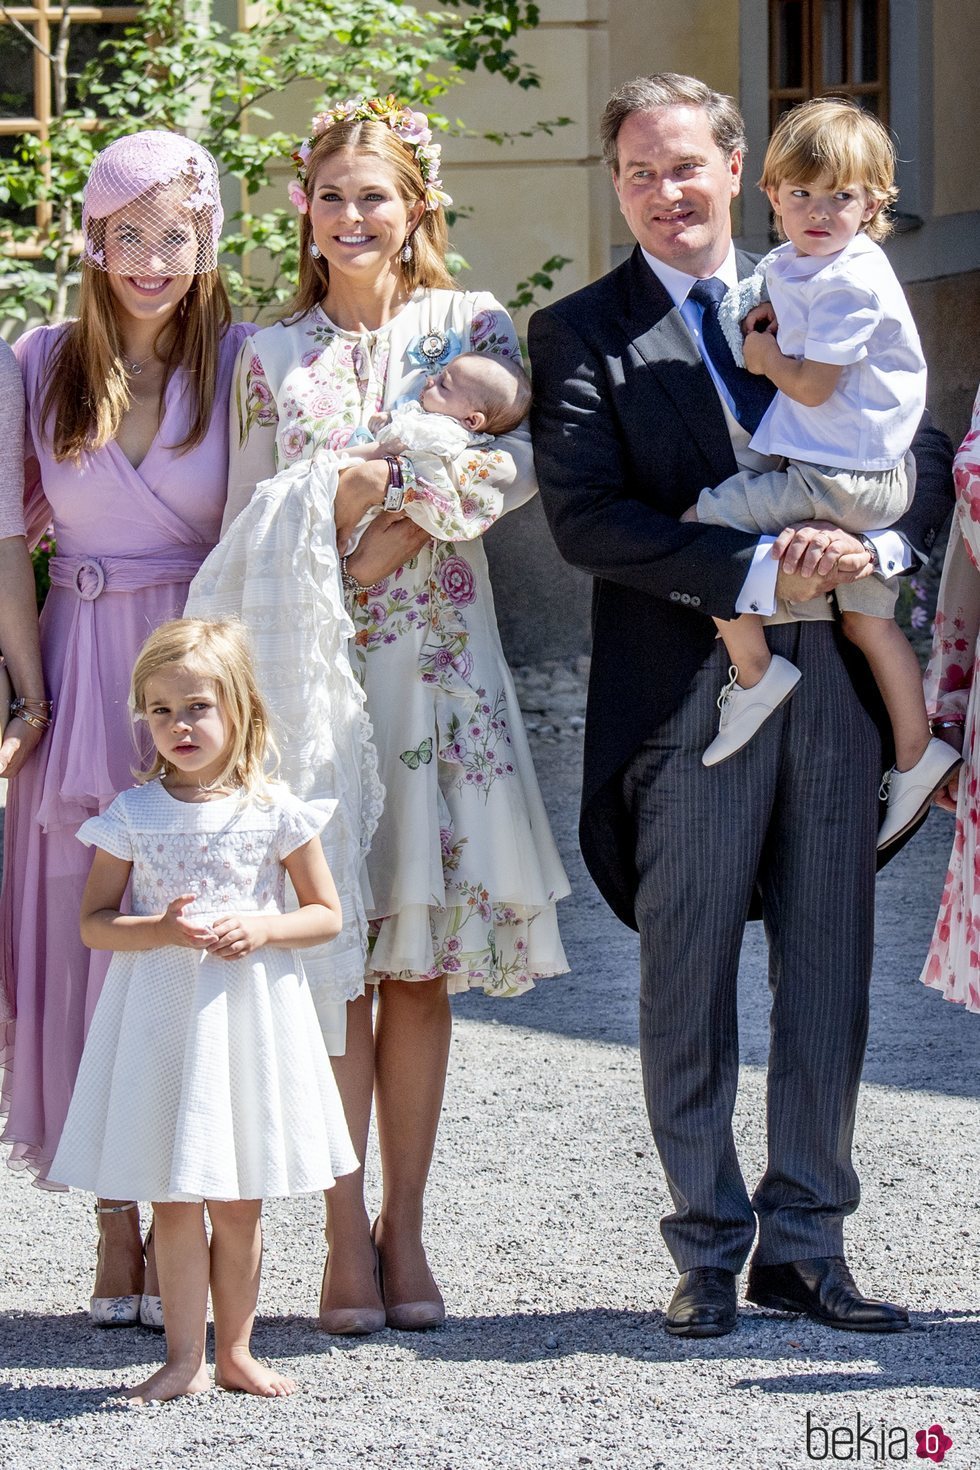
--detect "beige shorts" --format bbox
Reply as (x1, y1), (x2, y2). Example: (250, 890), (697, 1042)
(696, 455), (915, 619)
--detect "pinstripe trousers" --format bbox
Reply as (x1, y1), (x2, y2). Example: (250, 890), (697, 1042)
(622, 621), (880, 1273)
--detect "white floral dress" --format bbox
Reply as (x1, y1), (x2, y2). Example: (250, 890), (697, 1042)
(919, 386), (980, 1012)
(220, 289), (569, 997)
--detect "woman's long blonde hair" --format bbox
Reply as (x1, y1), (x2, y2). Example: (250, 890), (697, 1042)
(288, 118), (456, 321)
(131, 618), (277, 795)
(40, 255), (232, 463)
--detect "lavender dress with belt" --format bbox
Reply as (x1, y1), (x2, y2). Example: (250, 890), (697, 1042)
(0, 320), (253, 1184)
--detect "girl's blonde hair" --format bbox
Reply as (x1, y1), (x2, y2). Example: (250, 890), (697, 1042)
(130, 618), (277, 795)
(288, 119), (456, 321)
(759, 97), (898, 242)
(41, 235), (232, 464)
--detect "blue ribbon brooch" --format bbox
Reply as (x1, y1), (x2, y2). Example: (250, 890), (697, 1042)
(407, 329), (463, 371)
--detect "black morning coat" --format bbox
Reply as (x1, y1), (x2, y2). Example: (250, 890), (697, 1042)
(529, 246), (955, 929)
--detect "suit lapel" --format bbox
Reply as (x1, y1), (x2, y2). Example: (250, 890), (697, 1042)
(622, 248), (737, 486)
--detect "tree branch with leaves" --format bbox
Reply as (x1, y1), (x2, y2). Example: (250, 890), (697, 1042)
(0, 0), (571, 322)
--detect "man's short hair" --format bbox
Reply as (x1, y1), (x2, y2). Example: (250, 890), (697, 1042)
(600, 73), (747, 173)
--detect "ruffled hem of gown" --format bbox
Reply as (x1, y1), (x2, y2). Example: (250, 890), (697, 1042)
(0, 1019), (66, 1189)
(367, 899), (569, 997)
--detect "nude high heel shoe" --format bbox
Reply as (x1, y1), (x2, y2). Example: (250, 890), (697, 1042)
(89, 1202), (141, 1328)
(372, 1219), (445, 1332)
(318, 1230), (387, 1336)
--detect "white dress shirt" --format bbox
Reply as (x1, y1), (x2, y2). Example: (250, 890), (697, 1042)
(640, 246), (909, 617)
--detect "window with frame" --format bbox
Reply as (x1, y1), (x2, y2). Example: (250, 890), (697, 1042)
(769, 0), (889, 128)
(0, 3), (138, 247)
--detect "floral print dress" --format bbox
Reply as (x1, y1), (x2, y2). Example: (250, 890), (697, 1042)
(920, 386), (980, 1012)
(225, 288), (569, 997)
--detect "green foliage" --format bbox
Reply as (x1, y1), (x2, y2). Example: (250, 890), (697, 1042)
(507, 254), (572, 313)
(0, 0), (571, 321)
(31, 533), (55, 609)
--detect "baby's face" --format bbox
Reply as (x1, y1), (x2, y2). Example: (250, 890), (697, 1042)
(420, 358), (484, 424)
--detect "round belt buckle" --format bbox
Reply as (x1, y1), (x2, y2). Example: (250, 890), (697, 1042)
(74, 560), (106, 600)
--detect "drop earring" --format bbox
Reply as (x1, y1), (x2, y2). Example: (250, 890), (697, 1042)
(400, 239), (413, 263)
(309, 241), (322, 260)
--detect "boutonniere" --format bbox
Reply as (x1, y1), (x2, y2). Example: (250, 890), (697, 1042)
(407, 329), (463, 371)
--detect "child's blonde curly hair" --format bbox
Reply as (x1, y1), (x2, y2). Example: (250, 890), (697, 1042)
(759, 97), (898, 242)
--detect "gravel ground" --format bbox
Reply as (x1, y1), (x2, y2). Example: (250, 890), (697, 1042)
(1, 659), (978, 1469)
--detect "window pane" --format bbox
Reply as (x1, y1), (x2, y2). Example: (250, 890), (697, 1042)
(0, 24), (36, 119)
(777, 1), (805, 89)
(822, 0), (845, 85)
(852, 0), (879, 83)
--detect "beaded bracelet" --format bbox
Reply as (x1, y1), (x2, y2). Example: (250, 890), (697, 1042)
(340, 554), (363, 596)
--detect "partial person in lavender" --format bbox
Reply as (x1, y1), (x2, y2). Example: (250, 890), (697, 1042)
(0, 338), (46, 783)
(190, 96), (568, 1335)
(0, 130), (254, 1327)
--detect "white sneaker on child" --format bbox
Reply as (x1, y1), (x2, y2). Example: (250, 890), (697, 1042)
(876, 737), (962, 851)
(702, 655), (802, 767)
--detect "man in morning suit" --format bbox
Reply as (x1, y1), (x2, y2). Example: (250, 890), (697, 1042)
(528, 73), (953, 1338)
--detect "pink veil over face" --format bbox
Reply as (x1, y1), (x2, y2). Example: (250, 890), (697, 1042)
(81, 130), (223, 276)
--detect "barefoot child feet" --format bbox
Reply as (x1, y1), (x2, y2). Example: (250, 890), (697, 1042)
(48, 619), (358, 1402)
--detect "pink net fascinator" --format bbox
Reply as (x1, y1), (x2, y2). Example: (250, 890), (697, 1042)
(81, 130), (224, 275)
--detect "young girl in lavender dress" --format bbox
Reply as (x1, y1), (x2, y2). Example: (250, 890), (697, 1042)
(0, 131), (254, 1323)
(50, 619), (357, 1403)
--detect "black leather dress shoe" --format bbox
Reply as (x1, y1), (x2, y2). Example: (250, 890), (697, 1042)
(665, 1267), (737, 1338)
(746, 1256), (909, 1333)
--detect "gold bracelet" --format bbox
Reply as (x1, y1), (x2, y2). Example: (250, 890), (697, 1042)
(10, 695), (52, 715)
(11, 708), (51, 732)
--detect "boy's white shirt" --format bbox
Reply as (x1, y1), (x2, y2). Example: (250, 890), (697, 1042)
(641, 244), (911, 618)
(750, 234), (927, 471)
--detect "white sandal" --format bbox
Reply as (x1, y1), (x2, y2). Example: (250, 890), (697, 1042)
(90, 1202), (141, 1327)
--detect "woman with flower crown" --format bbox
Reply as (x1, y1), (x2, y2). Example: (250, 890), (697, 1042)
(0, 130), (254, 1326)
(190, 96), (569, 1333)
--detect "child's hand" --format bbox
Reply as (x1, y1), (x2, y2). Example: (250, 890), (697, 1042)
(742, 303), (778, 337)
(743, 328), (779, 377)
(206, 914), (271, 960)
(158, 894), (215, 949)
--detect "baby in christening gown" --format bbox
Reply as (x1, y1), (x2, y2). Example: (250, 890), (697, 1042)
(343, 350), (532, 525)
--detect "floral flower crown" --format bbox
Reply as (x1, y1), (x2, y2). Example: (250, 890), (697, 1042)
(288, 95), (452, 215)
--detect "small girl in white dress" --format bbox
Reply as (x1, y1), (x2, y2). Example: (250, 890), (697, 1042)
(50, 618), (357, 1404)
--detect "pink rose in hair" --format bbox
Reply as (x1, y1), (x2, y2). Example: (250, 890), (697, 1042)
(393, 110), (432, 147)
(287, 180), (308, 214)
